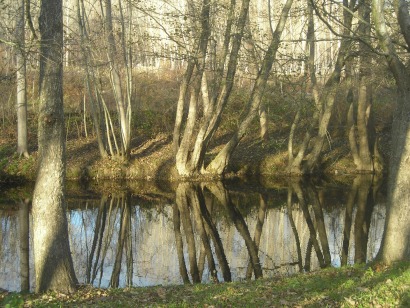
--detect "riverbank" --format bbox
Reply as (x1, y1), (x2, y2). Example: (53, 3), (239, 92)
(1, 120), (389, 184)
(1, 262), (408, 307)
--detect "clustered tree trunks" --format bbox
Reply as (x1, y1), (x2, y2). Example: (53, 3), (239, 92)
(173, 0), (294, 178)
(32, 0), (78, 293)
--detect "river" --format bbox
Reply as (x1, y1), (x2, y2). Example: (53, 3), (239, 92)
(0, 175), (386, 291)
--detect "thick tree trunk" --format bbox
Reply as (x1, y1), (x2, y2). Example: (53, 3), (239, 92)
(32, 0), (78, 293)
(373, 0), (410, 263)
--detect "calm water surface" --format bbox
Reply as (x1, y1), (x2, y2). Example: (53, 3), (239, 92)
(0, 176), (386, 291)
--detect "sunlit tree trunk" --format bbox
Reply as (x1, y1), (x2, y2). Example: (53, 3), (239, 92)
(173, 0), (251, 177)
(288, 0), (356, 174)
(77, 0), (107, 158)
(104, 0), (131, 158)
(32, 0), (78, 293)
(16, 0), (29, 158)
(373, 0), (410, 263)
(348, 0), (383, 173)
(206, 0), (293, 174)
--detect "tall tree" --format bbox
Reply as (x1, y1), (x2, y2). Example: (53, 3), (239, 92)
(287, 0), (356, 174)
(16, 0), (29, 158)
(347, 0), (382, 173)
(372, 0), (410, 263)
(207, 0), (293, 174)
(32, 0), (78, 293)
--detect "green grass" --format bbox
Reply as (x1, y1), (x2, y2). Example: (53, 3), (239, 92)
(1, 262), (409, 307)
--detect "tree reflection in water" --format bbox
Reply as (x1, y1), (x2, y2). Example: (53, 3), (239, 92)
(0, 178), (387, 291)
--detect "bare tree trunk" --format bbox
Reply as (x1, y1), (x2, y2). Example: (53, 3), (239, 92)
(104, 0), (131, 158)
(373, 0), (410, 263)
(173, 0), (251, 177)
(348, 0), (382, 173)
(16, 0), (29, 158)
(77, 0), (107, 158)
(32, 0), (78, 293)
(354, 175), (374, 263)
(206, 0), (293, 175)
(288, 0), (356, 174)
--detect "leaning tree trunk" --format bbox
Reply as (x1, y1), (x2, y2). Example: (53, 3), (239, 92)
(16, 0), (29, 158)
(32, 0), (78, 293)
(372, 0), (410, 263)
(173, 0), (251, 177)
(288, 0), (356, 174)
(206, 0), (294, 175)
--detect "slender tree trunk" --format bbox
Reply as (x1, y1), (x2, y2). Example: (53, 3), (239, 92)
(16, 0), (29, 158)
(32, 0), (78, 293)
(104, 0), (130, 158)
(77, 0), (107, 157)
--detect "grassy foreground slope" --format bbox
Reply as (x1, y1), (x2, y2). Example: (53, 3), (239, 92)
(1, 262), (409, 307)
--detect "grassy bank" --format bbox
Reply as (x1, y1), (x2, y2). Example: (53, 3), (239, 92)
(1, 262), (409, 307)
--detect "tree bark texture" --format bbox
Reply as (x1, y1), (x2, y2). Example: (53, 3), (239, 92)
(16, 0), (29, 158)
(32, 0), (78, 293)
(372, 0), (410, 263)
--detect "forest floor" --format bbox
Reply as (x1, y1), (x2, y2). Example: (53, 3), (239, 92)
(1, 261), (409, 307)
